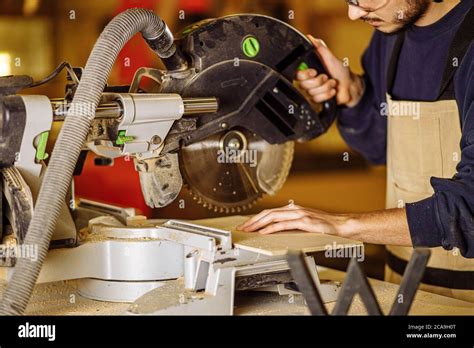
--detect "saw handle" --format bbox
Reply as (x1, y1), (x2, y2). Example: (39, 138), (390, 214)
(298, 53), (338, 133)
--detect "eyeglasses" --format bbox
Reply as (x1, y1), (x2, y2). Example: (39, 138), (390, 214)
(345, 0), (388, 12)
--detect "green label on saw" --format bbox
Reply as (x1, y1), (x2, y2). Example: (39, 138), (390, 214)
(298, 62), (309, 71)
(242, 36), (260, 58)
(116, 130), (135, 145)
(35, 131), (50, 161)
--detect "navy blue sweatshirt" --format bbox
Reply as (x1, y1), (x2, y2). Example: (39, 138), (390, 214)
(337, 0), (474, 257)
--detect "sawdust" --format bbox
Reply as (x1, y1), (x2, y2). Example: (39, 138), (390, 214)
(322, 269), (474, 315)
(0, 279), (129, 315)
(235, 291), (309, 316)
(79, 225), (163, 244)
(1, 271), (473, 315)
(130, 278), (211, 315)
(28, 281), (129, 315)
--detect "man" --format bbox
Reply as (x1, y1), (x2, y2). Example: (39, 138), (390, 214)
(238, 0), (474, 302)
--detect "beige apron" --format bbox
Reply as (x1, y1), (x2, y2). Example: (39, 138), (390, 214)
(384, 94), (474, 303)
(383, 8), (474, 303)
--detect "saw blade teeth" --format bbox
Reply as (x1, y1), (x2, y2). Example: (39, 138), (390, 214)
(186, 185), (264, 215)
(180, 134), (294, 214)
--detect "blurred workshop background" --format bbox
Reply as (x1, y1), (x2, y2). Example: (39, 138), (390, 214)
(0, 0), (386, 277)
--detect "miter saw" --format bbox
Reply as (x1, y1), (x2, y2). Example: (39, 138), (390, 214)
(0, 11), (345, 315)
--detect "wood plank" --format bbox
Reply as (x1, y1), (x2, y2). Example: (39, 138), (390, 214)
(193, 216), (362, 256)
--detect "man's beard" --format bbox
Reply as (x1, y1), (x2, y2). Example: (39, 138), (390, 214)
(391, 0), (431, 34)
(364, 0), (432, 35)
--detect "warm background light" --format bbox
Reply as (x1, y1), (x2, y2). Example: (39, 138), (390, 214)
(0, 52), (12, 76)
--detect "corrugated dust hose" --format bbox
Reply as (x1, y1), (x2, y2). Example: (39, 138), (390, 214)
(0, 8), (178, 315)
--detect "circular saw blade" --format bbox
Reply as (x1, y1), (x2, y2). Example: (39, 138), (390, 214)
(179, 129), (294, 213)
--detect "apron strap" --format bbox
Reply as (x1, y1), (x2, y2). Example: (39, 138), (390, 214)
(388, 251), (474, 290)
(386, 4), (474, 100)
(438, 5), (474, 100)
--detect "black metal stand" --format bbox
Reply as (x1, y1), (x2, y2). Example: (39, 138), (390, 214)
(288, 249), (431, 316)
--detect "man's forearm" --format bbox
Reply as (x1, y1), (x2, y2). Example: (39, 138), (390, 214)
(238, 205), (414, 247)
(337, 208), (413, 246)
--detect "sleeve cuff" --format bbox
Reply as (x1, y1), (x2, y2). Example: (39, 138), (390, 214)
(406, 197), (444, 248)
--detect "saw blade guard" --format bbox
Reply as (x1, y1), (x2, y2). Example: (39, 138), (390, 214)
(163, 14), (337, 144)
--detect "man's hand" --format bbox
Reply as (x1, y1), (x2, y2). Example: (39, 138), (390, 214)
(237, 205), (413, 247)
(298, 35), (365, 108)
(237, 205), (350, 235)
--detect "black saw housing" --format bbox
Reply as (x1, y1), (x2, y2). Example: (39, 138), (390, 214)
(160, 14), (337, 146)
